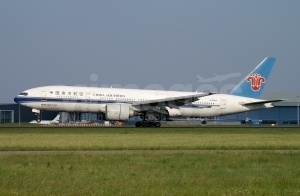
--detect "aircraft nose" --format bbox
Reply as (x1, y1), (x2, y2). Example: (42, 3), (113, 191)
(14, 96), (20, 104)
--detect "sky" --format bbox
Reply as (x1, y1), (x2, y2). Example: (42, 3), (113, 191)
(1, 1), (300, 103)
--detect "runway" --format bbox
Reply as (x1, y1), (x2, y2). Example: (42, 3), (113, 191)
(1, 150), (300, 155)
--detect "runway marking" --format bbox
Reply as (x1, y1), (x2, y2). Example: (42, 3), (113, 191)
(1, 150), (300, 155)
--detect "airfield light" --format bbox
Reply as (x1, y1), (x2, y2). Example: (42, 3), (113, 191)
(297, 95), (299, 126)
(19, 104), (20, 126)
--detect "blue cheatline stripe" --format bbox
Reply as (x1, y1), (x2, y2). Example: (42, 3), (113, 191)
(14, 97), (130, 104)
(14, 96), (217, 109)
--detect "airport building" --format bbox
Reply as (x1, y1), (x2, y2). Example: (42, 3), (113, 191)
(0, 104), (57, 124)
(220, 92), (300, 124)
(1, 92), (299, 125)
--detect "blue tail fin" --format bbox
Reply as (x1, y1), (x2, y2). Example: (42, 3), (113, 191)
(230, 57), (276, 99)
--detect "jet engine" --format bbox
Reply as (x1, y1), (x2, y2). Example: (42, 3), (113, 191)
(105, 104), (134, 120)
(166, 107), (182, 117)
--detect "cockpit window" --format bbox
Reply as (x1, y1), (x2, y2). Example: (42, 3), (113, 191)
(19, 92), (28, 96)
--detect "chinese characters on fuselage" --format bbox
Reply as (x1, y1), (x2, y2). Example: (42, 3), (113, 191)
(49, 91), (84, 96)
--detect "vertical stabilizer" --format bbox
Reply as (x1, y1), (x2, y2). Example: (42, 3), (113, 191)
(230, 57), (276, 99)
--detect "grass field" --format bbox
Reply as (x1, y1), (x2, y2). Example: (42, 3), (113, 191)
(1, 152), (300, 195)
(0, 127), (300, 150)
(1, 127), (300, 195)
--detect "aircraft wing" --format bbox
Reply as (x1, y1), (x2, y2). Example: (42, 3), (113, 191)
(242, 99), (287, 106)
(132, 92), (216, 112)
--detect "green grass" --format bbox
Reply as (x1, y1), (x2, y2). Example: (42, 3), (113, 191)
(1, 152), (300, 195)
(1, 127), (300, 150)
(1, 127), (300, 195)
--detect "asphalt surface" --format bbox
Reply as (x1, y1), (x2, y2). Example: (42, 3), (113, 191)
(1, 150), (300, 155)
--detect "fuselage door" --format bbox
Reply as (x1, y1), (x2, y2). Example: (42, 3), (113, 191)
(41, 91), (47, 101)
(85, 93), (92, 112)
(220, 99), (226, 109)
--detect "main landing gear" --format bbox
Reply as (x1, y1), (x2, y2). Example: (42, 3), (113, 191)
(135, 120), (161, 128)
(135, 112), (161, 127)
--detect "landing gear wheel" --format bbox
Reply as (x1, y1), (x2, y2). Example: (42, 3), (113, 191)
(142, 121), (149, 127)
(135, 119), (161, 128)
(154, 122), (161, 127)
(135, 122), (142, 127)
(35, 113), (41, 123)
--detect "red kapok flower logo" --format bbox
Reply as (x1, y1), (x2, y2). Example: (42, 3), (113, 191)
(246, 73), (266, 91)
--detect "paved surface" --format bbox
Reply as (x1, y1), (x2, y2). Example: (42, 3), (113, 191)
(1, 150), (300, 155)
(1, 126), (300, 128)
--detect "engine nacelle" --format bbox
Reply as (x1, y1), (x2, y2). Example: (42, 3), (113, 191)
(166, 107), (182, 117)
(105, 104), (133, 120)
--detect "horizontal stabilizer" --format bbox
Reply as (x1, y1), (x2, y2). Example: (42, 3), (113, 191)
(242, 99), (287, 106)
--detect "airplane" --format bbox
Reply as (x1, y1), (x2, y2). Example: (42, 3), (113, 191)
(197, 73), (241, 82)
(244, 117), (262, 125)
(29, 114), (60, 124)
(14, 57), (285, 127)
(243, 117), (278, 125)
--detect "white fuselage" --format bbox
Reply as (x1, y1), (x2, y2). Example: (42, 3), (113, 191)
(15, 86), (273, 118)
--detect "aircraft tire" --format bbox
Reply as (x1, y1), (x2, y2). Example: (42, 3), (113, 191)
(36, 114), (41, 123)
(142, 122), (149, 127)
(135, 122), (142, 127)
(154, 122), (161, 127)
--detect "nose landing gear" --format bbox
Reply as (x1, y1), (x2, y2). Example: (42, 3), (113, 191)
(33, 109), (41, 123)
(36, 114), (41, 123)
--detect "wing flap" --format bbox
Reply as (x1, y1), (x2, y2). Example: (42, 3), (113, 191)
(132, 92), (216, 112)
